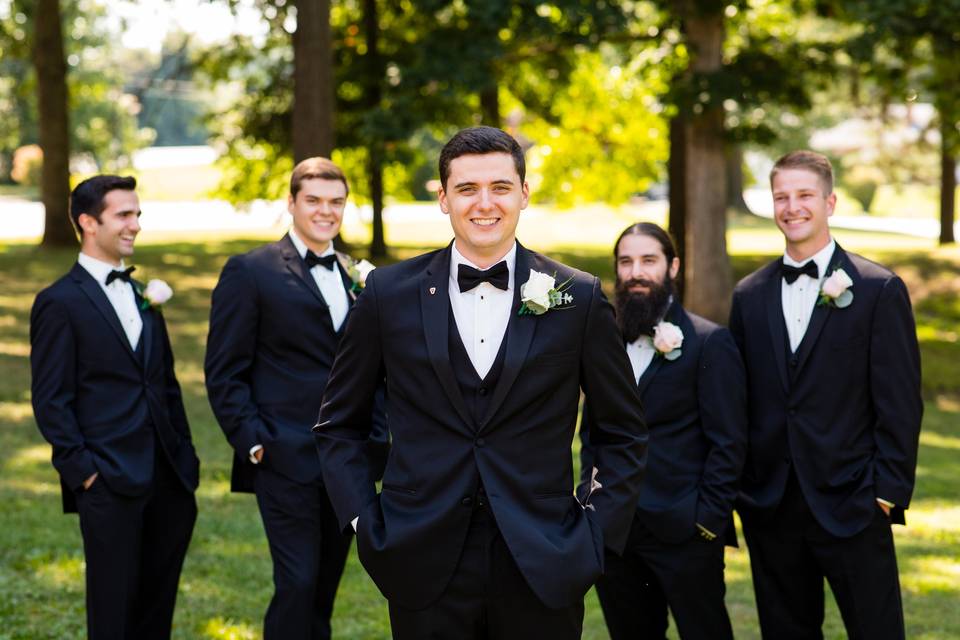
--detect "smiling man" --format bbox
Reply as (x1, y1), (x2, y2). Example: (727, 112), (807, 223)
(729, 150), (922, 639)
(313, 126), (647, 639)
(205, 157), (387, 640)
(30, 175), (200, 639)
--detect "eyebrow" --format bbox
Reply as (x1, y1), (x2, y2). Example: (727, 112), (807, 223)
(453, 179), (514, 189)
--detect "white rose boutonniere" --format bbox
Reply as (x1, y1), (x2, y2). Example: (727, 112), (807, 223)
(139, 279), (173, 309)
(519, 270), (574, 316)
(652, 321), (683, 361)
(818, 267), (853, 308)
(344, 256), (376, 293)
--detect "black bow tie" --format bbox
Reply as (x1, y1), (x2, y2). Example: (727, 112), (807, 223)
(457, 261), (510, 293)
(105, 266), (135, 286)
(781, 260), (818, 284)
(305, 251), (337, 271)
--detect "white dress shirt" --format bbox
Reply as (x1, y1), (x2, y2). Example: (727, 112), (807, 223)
(781, 239), (836, 352)
(626, 336), (656, 385)
(289, 229), (349, 332)
(448, 242), (516, 379)
(77, 252), (142, 349)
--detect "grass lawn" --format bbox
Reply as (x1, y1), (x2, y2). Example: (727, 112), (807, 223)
(1, 224), (957, 639)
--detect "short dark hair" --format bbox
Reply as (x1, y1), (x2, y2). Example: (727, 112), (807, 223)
(614, 222), (678, 266)
(290, 157), (349, 198)
(770, 150), (834, 194)
(70, 175), (137, 236)
(438, 126), (525, 189)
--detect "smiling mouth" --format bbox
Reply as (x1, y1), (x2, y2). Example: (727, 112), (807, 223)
(471, 218), (500, 227)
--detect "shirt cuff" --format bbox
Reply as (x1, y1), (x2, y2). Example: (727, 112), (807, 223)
(696, 523), (717, 541)
(876, 497), (895, 508)
(351, 516), (359, 532)
(248, 444), (263, 464)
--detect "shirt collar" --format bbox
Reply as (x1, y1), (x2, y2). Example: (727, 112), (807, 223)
(449, 241), (517, 291)
(289, 228), (335, 260)
(783, 238), (835, 279)
(78, 252), (127, 285)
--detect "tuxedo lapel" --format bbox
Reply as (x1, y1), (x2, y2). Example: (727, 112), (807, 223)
(793, 246), (851, 377)
(71, 264), (139, 365)
(764, 266), (790, 393)
(335, 251), (358, 304)
(481, 244), (537, 433)
(279, 235), (327, 307)
(636, 301), (682, 397)
(135, 283), (153, 369)
(419, 245), (474, 433)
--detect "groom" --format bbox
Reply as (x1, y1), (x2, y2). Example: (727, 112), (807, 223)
(729, 150), (922, 639)
(314, 126), (647, 638)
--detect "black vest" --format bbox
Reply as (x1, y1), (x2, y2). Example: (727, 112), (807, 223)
(447, 303), (509, 426)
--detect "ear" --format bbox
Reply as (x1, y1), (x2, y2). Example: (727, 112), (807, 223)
(438, 186), (449, 215)
(287, 193), (296, 215)
(825, 191), (837, 217)
(520, 181), (530, 210)
(77, 213), (98, 236)
(668, 256), (680, 280)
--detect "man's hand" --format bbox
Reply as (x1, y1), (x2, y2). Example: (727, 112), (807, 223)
(877, 499), (891, 517)
(83, 472), (98, 490)
(254, 448), (264, 463)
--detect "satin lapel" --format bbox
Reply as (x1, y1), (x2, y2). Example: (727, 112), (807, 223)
(335, 251), (358, 303)
(481, 244), (537, 433)
(793, 247), (850, 376)
(636, 301), (682, 397)
(419, 245), (474, 432)
(280, 235), (327, 307)
(134, 283), (153, 369)
(72, 264), (138, 365)
(764, 267), (790, 393)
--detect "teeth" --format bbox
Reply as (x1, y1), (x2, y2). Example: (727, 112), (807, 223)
(472, 219), (498, 226)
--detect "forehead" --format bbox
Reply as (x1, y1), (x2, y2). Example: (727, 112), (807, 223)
(101, 189), (140, 215)
(617, 233), (665, 259)
(296, 178), (347, 200)
(447, 152), (519, 184)
(772, 168), (826, 193)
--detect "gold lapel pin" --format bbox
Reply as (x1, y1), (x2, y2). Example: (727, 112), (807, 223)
(429, 287), (437, 295)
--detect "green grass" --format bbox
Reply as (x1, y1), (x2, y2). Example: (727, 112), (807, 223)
(1, 231), (957, 639)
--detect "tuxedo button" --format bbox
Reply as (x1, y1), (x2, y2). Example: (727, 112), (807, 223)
(478, 387), (488, 396)
(474, 438), (485, 447)
(461, 496), (473, 507)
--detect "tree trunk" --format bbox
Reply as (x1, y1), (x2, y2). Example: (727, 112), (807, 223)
(364, 0), (387, 257)
(940, 123), (956, 245)
(668, 114), (687, 300)
(292, 0), (334, 161)
(679, 3), (732, 324)
(726, 144), (752, 214)
(33, 0), (74, 248)
(480, 83), (500, 128)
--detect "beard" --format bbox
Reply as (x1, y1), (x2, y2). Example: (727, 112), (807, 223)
(614, 275), (674, 343)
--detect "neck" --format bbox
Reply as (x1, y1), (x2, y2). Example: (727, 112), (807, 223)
(454, 238), (514, 270)
(81, 246), (122, 267)
(296, 232), (331, 256)
(785, 235), (831, 263)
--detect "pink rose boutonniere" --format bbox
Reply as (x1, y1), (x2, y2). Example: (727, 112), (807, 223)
(139, 279), (173, 309)
(818, 267), (853, 308)
(653, 321), (683, 361)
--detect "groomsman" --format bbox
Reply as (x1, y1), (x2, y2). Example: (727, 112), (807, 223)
(205, 157), (387, 640)
(313, 126), (647, 639)
(730, 150), (922, 639)
(581, 222), (746, 640)
(30, 175), (199, 639)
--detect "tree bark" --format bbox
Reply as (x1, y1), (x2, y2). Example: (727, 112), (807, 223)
(940, 122), (956, 246)
(679, 3), (732, 324)
(480, 83), (501, 128)
(33, 0), (74, 248)
(364, 0), (387, 257)
(726, 144), (752, 214)
(292, 0), (334, 161)
(668, 114), (687, 300)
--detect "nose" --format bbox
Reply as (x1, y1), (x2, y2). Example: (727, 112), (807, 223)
(478, 188), (494, 212)
(631, 261), (644, 280)
(130, 216), (141, 232)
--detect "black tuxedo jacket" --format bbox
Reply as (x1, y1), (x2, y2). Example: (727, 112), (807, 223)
(729, 245), (922, 536)
(205, 234), (387, 491)
(314, 242), (647, 610)
(581, 302), (747, 545)
(30, 263), (200, 513)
